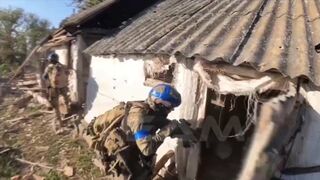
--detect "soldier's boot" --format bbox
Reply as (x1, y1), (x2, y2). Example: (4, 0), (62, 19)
(52, 107), (64, 134)
(116, 146), (153, 180)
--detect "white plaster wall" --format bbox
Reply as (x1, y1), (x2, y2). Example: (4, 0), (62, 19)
(283, 85), (320, 180)
(69, 41), (79, 104)
(70, 36), (86, 104)
(84, 56), (150, 122)
(169, 61), (200, 180)
(54, 46), (69, 66)
(168, 62), (199, 121)
(155, 62), (199, 166)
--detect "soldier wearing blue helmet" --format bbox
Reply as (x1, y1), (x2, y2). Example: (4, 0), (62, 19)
(42, 52), (70, 132)
(88, 84), (188, 179)
(132, 84), (182, 155)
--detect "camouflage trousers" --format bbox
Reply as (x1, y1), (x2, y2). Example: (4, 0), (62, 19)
(105, 148), (153, 180)
(48, 87), (70, 128)
(100, 133), (154, 180)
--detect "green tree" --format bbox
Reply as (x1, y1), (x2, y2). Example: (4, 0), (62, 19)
(0, 8), (25, 65)
(0, 8), (51, 76)
(25, 14), (51, 51)
(72, 0), (106, 11)
(59, 17), (69, 27)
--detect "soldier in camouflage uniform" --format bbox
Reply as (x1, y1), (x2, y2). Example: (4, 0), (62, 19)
(42, 53), (70, 131)
(89, 84), (184, 179)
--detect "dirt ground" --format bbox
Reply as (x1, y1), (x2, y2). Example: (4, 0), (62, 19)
(0, 90), (105, 180)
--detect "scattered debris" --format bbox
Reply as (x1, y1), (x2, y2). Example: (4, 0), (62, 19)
(62, 114), (78, 122)
(35, 146), (49, 152)
(15, 158), (63, 172)
(6, 112), (43, 123)
(21, 172), (34, 180)
(12, 95), (33, 109)
(6, 117), (29, 123)
(144, 78), (171, 87)
(26, 91), (51, 108)
(93, 158), (105, 171)
(16, 80), (38, 87)
(39, 110), (54, 114)
(10, 175), (21, 180)
(0, 148), (11, 154)
(63, 166), (74, 177)
(32, 174), (45, 180)
(1, 73), (102, 179)
(17, 87), (45, 92)
(55, 128), (68, 135)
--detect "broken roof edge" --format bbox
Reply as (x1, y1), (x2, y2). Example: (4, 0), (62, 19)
(85, 48), (320, 86)
(83, 0), (320, 88)
(84, 45), (320, 81)
(62, 0), (118, 28)
(36, 28), (75, 52)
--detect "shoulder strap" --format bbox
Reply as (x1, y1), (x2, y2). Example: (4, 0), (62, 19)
(120, 101), (133, 134)
(120, 101), (151, 136)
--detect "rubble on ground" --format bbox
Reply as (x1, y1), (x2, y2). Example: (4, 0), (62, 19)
(0, 82), (103, 179)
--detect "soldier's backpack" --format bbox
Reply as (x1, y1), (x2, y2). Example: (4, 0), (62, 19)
(49, 63), (68, 88)
(87, 102), (130, 151)
(87, 101), (154, 176)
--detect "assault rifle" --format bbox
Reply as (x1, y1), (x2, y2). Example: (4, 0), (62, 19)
(173, 119), (201, 147)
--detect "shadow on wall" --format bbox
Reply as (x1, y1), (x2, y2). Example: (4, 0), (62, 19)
(283, 85), (320, 179)
(84, 68), (99, 117)
(282, 103), (320, 178)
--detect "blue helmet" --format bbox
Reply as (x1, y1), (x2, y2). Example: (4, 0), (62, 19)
(47, 53), (59, 63)
(148, 84), (181, 108)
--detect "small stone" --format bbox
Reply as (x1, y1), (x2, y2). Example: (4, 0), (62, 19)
(35, 146), (49, 151)
(28, 103), (36, 108)
(10, 175), (20, 180)
(55, 128), (68, 135)
(18, 108), (25, 114)
(21, 173), (33, 179)
(60, 159), (69, 167)
(63, 166), (74, 177)
(93, 158), (105, 171)
(32, 174), (45, 180)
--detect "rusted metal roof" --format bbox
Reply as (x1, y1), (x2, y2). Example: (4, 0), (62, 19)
(86, 0), (320, 86)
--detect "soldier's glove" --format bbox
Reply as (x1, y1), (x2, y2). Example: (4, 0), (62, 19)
(173, 119), (199, 147)
(153, 120), (180, 142)
(169, 119), (193, 138)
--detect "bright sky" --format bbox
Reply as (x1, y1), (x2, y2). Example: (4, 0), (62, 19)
(0, 0), (75, 28)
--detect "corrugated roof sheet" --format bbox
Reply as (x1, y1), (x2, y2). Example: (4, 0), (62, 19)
(86, 0), (320, 86)
(63, 0), (117, 28)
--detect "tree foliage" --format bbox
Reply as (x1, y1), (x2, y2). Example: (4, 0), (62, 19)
(0, 8), (52, 76)
(72, 0), (106, 11)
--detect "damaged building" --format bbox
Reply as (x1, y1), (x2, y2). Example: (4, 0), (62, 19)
(82, 0), (320, 180)
(14, 0), (159, 108)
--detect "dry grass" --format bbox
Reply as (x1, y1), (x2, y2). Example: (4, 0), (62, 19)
(0, 93), (103, 179)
